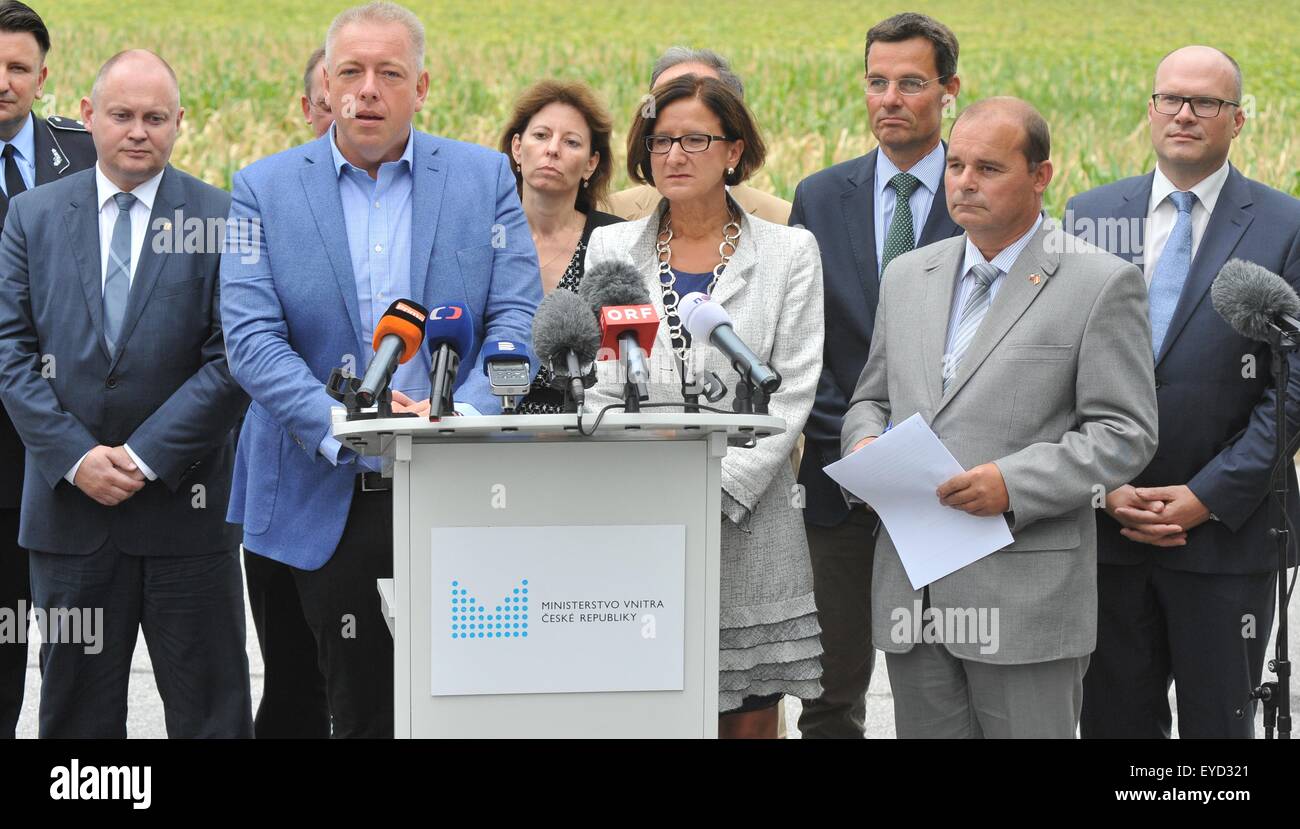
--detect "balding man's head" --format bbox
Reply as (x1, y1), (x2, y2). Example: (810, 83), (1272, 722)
(91, 49), (180, 111)
(81, 49), (184, 191)
(945, 97), (1053, 255)
(1148, 45), (1245, 188)
(1156, 45), (1241, 102)
(952, 96), (1050, 169)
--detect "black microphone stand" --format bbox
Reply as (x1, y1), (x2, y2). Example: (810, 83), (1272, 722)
(1240, 323), (1295, 738)
(326, 367), (412, 421)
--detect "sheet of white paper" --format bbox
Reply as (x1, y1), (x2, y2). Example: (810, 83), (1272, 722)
(825, 413), (1014, 590)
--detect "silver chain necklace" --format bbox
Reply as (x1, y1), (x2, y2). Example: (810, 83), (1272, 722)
(656, 208), (742, 366)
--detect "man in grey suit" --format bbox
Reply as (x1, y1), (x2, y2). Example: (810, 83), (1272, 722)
(0, 50), (251, 737)
(841, 97), (1158, 738)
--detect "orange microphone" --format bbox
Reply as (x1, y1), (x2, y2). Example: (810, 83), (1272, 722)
(355, 299), (429, 407)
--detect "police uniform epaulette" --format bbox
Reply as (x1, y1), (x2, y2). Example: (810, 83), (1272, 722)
(45, 115), (87, 132)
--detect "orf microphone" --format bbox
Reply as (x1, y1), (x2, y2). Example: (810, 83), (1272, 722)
(679, 292), (781, 394)
(578, 260), (658, 408)
(426, 303), (475, 419)
(532, 289), (600, 412)
(1211, 258), (1300, 343)
(356, 299), (429, 408)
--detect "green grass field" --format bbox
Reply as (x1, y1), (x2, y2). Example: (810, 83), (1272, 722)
(34, 0), (1300, 212)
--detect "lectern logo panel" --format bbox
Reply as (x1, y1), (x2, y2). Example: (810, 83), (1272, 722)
(449, 579), (529, 639)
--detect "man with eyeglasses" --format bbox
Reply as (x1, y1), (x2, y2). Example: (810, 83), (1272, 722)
(788, 12), (962, 739)
(1066, 45), (1300, 738)
(300, 46), (333, 137)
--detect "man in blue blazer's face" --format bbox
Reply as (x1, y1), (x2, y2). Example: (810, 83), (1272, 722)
(323, 16), (429, 178)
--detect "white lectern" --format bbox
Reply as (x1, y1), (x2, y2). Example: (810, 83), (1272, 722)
(333, 411), (785, 738)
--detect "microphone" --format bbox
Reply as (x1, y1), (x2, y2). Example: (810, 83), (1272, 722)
(1211, 258), (1300, 343)
(481, 339), (532, 413)
(679, 292), (781, 394)
(578, 260), (658, 410)
(425, 303), (475, 419)
(531, 289), (600, 412)
(355, 299), (429, 408)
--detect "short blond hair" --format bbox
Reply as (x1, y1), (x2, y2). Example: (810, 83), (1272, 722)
(325, 2), (425, 71)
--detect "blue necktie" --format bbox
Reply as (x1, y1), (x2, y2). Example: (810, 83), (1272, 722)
(1148, 190), (1197, 356)
(103, 192), (136, 353)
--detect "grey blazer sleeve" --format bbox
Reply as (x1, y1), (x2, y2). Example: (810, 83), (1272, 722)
(994, 261), (1159, 529)
(840, 266), (894, 457)
(719, 232), (823, 515)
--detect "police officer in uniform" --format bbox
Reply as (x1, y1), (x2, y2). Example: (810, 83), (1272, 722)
(0, 0), (95, 739)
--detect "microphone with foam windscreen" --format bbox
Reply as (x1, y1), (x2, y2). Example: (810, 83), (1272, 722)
(577, 260), (658, 410)
(356, 299), (429, 408)
(679, 292), (781, 395)
(1211, 258), (1300, 343)
(481, 340), (532, 413)
(532, 289), (600, 412)
(425, 303), (475, 419)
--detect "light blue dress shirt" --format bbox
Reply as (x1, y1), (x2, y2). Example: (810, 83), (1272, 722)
(318, 126), (428, 466)
(0, 113), (37, 196)
(944, 213), (1045, 355)
(873, 141), (945, 273)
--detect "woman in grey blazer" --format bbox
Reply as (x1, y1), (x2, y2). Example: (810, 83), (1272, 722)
(584, 75), (825, 737)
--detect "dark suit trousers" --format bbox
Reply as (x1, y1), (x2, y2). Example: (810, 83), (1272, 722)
(244, 549), (330, 738)
(0, 508), (28, 738)
(30, 542), (253, 738)
(1081, 561), (1276, 739)
(798, 506), (877, 738)
(249, 483), (393, 739)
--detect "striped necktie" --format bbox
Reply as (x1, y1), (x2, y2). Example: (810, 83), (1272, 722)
(943, 262), (999, 394)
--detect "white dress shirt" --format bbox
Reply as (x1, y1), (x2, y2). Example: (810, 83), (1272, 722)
(65, 164), (166, 486)
(1142, 160), (1229, 282)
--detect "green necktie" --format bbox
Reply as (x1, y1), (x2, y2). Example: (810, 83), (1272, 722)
(880, 172), (921, 276)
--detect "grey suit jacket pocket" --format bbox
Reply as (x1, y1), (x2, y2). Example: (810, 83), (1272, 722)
(1001, 516), (1080, 552)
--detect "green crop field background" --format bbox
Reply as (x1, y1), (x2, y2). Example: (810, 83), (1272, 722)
(33, 0), (1300, 212)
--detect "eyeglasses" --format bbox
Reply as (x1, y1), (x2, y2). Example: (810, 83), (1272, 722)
(865, 76), (946, 96)
(644, 133), (733, 154)
(1150, 93), (1238, 118)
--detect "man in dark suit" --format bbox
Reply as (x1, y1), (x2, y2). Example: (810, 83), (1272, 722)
(0, 49), (251, 737)
(0, 0), (95, 740)
(789, 12), (962, 738)
(1065, 45), (1300, 738)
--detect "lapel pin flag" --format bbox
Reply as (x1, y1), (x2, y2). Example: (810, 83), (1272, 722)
(1029, 274), (1042, 285)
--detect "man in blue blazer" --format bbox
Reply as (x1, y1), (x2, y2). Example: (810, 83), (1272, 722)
(789, 12), (962, 738)
(221, 3), (541, 737)
(1065, 45), (1300, 738)
(0, 50), (252, 737)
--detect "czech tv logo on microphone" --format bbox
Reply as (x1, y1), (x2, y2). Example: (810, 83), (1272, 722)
(449, 579), (529, 640)
(431, 305), (464, 321)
